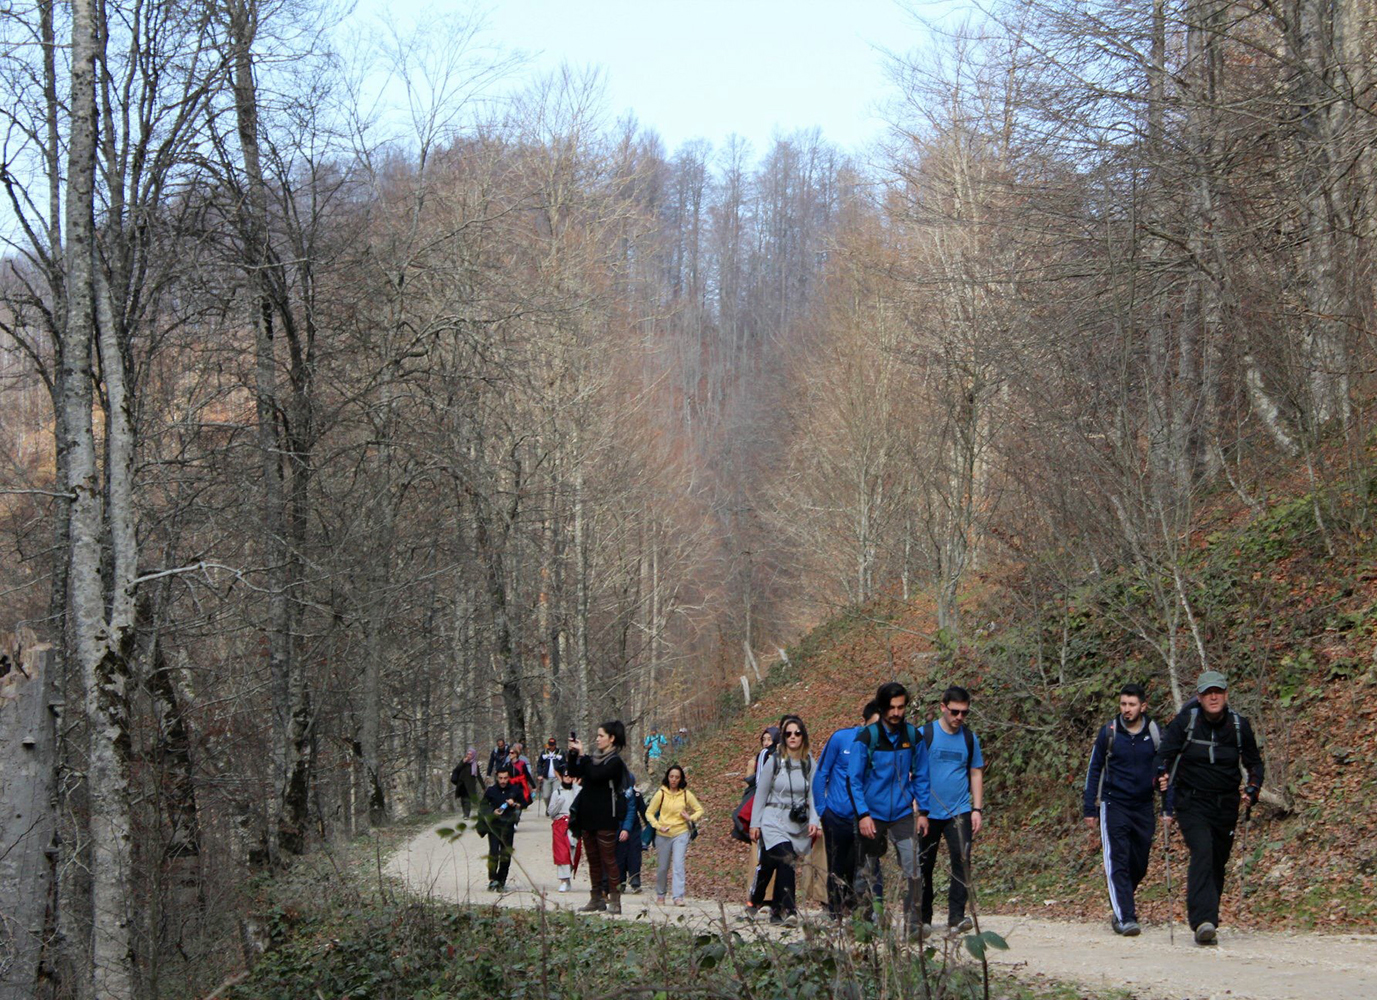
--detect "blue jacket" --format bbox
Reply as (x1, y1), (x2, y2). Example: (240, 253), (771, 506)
(813, 725), (862, 819)
(847, 721), (930, 823)
(1082, 715), (1160, 817)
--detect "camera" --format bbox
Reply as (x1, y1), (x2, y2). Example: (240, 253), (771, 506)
(789, 803), (809, 825)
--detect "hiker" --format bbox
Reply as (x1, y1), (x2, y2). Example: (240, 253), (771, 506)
(616, 773), (649, 895)
(814, 698), (880, 917)
(746, 714), (821, 926)
(450, 746), (482, 818)
(506, 744), (535, 817)
(740, 725), (782, 908)
(486, 738), (508, 781)
(647, 764), (704, 905)
(644, 727), (667, 770)
(566, 721), (634, 914)
(547, 767), (581, 893)
(1082, 683), (1161, 936)
(917, 685), (984, 936)
(749, 726), (780, 777)
(1155, 670), (1264, 945)
(538, 738), (566, 809)
(480, 765), (524, 891)
(847, 682), (929, 935)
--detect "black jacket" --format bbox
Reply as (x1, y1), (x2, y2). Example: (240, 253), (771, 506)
(1154, 702), (1263, 816)
(479, 783), (523, 831)
(487, 745), (508, 777)
(565, 749), (630, 832)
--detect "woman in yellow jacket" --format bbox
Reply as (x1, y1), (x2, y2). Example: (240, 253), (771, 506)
(646, 764), (704, 905)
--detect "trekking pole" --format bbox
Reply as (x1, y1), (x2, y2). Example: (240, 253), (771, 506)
(1236, 801), (1253, 919)
(1160, 813), (1175, 945)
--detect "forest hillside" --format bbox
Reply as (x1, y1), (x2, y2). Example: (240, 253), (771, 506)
(677, 468), (1377, 932)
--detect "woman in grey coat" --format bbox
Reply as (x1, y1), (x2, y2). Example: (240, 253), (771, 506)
(746, 715), (820, 925)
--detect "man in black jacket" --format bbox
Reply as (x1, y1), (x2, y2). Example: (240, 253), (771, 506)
(480, 766), (524, 891)
(1082, 683), (1161, 937)
(486, 739), (508, 782)
(1155, 671), (1264, 945)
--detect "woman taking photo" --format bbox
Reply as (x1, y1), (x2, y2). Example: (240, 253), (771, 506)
(647, 764), (704, 905)
(747, 715), (820, 926)
(565, 721), (633, 914)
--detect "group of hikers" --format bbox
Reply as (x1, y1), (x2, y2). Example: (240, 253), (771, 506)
(453, 668), (1262, 946)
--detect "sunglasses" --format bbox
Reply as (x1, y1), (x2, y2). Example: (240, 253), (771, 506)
(784, 729), (804, 737)
(946, 708), (970, 717)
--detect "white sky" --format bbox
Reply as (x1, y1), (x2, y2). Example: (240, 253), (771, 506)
(355, 0), (965, 158)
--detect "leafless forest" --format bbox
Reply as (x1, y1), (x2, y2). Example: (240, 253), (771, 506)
(0, 0), (1373, 996)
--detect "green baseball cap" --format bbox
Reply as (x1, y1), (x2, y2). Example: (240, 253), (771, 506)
(1196, 670), (1228, 693)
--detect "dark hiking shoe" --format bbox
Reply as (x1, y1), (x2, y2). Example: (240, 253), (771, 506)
(768, 911), (784, 925)
(487, 880), (499, 891)
(949, 917), (974, 934)
(1120, 920), (1141, 936)
(578, 894), (607, 912)
(1194, 922), (1217, 945)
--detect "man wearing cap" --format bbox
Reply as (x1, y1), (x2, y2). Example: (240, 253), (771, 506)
(1155, 671), (1264, 945)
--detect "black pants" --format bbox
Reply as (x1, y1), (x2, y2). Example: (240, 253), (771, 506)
(1099, 800), (1155, 924)
(486, 822), (515, 885)
(821, 810), (860, 915)
(750, 842), (798, 916)
(616, 830), (643, 890)
(1175, 790), (1239, 930)
(457, 792), (472, 819)
(920, 813), (973, 926)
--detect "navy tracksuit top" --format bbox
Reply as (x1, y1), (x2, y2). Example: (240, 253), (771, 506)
(1082, 715), (1159, 816)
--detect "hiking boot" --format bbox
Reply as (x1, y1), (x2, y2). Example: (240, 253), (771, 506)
(742, 904), (762, 921)
(949, 917), (974, 934)
(1194, 922), (1217, 945)
(1120, 920), (1141, 937)
(578, 892), (607, 913)
(606, 891), (622, 915)
(768, 911), (784, 926)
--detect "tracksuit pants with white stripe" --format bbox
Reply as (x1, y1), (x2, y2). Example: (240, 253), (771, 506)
(1099, 800), (1155, 924)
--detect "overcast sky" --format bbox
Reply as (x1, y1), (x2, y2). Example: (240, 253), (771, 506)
(357, 0), (964, 159)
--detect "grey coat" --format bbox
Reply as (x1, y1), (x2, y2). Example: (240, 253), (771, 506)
(754, 751), (819, 854)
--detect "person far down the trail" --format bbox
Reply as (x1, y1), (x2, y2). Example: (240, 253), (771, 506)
(813, 697), (881, 918)
(479, 765), (524, 892)
(847, 681), (930, 938)
(1155, 670), (1264, 946)
(1082, 683), (1162, 937)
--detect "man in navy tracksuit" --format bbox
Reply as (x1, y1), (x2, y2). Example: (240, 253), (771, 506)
(1082, 683), (1160, 936)
(848, 681), (930, 936)
(812, 698), (880, 917)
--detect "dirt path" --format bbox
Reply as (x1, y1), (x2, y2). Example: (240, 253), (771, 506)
(388, 812), (1377, 1000)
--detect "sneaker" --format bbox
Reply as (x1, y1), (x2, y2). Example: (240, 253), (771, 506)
(783, 913), (799, 928)
(1111, 918), (1126, 935)
(488, 880), (499, 891)
(656, 895), (667, 904)
(1194, 922), (1217, 945)
(558, 881), (570, 894)
(742, 904), (760, 922)
(674, 898), (685, 907)
(631, 885), (643, 895)
(768, 912), (785, 926)
(949, 917), (974, 934)
(1121, 920), (1141, 937)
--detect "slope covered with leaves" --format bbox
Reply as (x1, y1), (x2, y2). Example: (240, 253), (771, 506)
(677, 485), (1377, 931)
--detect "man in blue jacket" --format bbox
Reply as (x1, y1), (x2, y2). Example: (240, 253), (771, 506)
(848, 681), (930, 936)
(813, 698), (880, 917)
(1082, 683), (1160, 937)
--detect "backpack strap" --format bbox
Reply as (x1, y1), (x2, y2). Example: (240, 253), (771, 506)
(1148, 720), (1161, 750)
(1094, 718), (1116, 809)
(1168, 707), (1198, 788)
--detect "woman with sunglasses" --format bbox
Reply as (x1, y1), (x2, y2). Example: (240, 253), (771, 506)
(746, 715), (821, 925)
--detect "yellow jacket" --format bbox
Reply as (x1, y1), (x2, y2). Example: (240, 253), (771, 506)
(646, 786), (704, 839)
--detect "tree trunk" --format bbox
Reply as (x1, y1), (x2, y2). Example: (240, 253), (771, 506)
(0, 645), (59, 1000)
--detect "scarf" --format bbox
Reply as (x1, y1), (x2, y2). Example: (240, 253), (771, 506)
(464, 748), (479, 777)
(587, 745), (621, 767)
